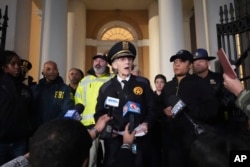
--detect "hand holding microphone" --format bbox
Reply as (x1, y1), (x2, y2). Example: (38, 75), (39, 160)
(166, 95), (186, 118)
(123, 123), (136, 145)
(100, 96), (119, 139)
(88, 114), (111, 140)
(163, 106), (173, 117)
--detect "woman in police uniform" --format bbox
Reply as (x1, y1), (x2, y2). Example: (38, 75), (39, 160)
(94, 41), (155, 167)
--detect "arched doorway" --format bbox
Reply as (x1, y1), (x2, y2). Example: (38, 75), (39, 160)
(96, 21), (139, 67)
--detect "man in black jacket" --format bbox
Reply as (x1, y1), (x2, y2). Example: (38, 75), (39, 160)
(95, 41), (155, 167)
(31, 61), (74, 128)
(192, 48), (245, 134)
(161, 49), (219, 167)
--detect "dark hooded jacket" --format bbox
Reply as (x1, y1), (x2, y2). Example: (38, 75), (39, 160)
(31, 76), (74, 128)
(162, 74), (219, 127)
(161, 74), (219, 167)
(0, 72), (34, 142)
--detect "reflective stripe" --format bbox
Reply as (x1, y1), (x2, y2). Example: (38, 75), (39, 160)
(75, 74), (114, 126)
(81, 113), (95, 121)
(80, 75), (113, 105)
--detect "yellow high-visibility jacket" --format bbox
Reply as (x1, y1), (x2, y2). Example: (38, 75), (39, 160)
(75, 72), (113, 126)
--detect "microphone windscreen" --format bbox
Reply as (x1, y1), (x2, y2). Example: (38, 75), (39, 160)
(167, 95), (186, 117)
(167, 95), (180, 106)
(74, 103), (84, 114)
(123, 101), (141, 116)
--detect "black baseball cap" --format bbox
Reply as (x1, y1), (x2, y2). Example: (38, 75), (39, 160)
(92, 53), (108, 62)
(170, 50), (193, 62)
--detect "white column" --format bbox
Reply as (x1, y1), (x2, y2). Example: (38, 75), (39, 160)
(15, 0), (32, 59)
(194, 0), (208, 49)
(67, 0), (86, 83)
(148, 1), (160, 86)
(183, 11), (193, 52)
(40, 0), (67, 80)
(194, 0), (234, 70)
(158, 0), (184, 80)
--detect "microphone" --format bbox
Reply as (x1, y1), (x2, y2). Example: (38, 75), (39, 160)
(123, 101), (141, 133)
(104, 96), (120, 116)
(64, 103), (84, 121)
(167, 95), (186, 118)
(100, 96), (120, 139)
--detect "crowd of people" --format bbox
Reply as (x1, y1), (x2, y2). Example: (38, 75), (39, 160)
(0, 41), (250, 167)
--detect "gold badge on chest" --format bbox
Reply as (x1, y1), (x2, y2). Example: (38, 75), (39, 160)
(133, 86), (143, 95)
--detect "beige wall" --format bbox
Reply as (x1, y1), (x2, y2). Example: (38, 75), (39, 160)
(85, 10), (149, 76)
(29, 8), (150, 80)
(29, 1), (41, 82)
(85, 45), (97, 72)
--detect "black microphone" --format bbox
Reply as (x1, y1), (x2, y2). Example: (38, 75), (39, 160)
(64, 103), (84, 121)
(167, 95), (186, 118)
(100, 96), (120, 139)
(123, 101), (141, 133)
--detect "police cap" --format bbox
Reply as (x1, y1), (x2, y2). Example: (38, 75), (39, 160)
(193, 48), (216, 61)
(20, 59), (32, 72)
(107, 41), (136, 64)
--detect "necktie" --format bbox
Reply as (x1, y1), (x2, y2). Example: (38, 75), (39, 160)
(122, 80), (128, 90)
(122, 80), (128, 97)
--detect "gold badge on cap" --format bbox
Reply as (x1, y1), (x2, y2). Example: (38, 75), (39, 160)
(122, 41), (129, 50)
(22, 61), (29, 67)
(133, 86), (143, 95)
(177, 50), (183, 54)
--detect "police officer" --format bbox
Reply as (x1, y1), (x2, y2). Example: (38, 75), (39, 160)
(94, 41), (155, 167)
(20, 59), (36, 86)
(161, 50), (219, 167)
(192, 48), (240, 133)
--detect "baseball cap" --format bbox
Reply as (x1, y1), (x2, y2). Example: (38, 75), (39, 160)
(170, 50), (193, 62)
(92, 53), (108, 62)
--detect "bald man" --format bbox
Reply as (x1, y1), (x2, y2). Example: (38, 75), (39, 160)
(31, 61), (74, 128)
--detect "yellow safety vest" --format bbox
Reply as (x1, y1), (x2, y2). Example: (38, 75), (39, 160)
(75, 74), (113, 126)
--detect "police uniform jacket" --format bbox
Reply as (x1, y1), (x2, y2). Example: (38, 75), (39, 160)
(200, 70), (238, 123)
(162, 74), (219, 137)
(94, 75), (155, 131)
(0, 73), (34, 142)
(31, 76), (74, 127)
(202, 70), (235, 106)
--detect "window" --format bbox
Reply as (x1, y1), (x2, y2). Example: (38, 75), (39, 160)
(101, 27), (134, 41)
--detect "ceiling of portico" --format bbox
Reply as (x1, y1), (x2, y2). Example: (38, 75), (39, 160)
(33, 0), (194, 11)
(83, 0), (194, 11)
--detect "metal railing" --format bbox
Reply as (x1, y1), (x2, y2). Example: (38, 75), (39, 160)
(0, 5), (8, 52)
(216, 0), (250, 88)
